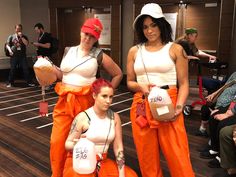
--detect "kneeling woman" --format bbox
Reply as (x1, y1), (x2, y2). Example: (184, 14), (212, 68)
(63, 78), (137, 177)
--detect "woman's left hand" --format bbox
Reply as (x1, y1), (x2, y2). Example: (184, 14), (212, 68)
(211, 109), (219, 115)
(174, 105), (183, 117)
(214, 109), (233, 120)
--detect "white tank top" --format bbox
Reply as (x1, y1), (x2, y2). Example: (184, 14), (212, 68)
(134, 42), (177, 86)
(60, 46), (98, 86)
(84, 107), (115, 154)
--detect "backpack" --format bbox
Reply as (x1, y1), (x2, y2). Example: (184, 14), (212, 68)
(50, 36), (59, 54)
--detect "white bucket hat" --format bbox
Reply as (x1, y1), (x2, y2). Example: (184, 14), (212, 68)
(133, 3), (164, 30)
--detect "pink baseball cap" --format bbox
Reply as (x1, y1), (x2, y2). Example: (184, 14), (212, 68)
(81, 18), (103, 40)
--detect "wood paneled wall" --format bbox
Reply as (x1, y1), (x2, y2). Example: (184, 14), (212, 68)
(218, 0), (235, 62)
(48, 0), (235, 69)
(48, 0), (121, 66)
(133, 0), (235, 64)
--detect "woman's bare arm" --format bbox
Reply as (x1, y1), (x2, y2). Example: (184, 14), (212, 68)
(101, 53), (123, 89)
(113, 113), (125, 177)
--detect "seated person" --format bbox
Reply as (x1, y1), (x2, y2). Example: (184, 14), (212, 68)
(63, 78), (138, 177)
(199, 97), (236, 168)
(213, 105), (236, 176)
(202, 76), (227, 94)
(175, 28), (216, 62)
(196, 72), (236, 137)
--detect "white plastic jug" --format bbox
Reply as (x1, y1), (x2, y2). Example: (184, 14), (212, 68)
(73, 138), (97, 174)
(33, 56), (57, 86)
(148, 86), (175, 121)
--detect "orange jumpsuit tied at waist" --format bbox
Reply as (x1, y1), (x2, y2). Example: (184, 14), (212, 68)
(63, 153), (138, 177)
(130, 88), (195, 177)
(50, 82), (94, 177)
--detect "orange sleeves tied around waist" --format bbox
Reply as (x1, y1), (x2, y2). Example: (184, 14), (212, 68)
(63, 153), (138, 177)
(50, 82), (95, 177)
(131, 88), (178, 128)
(54, 82), (95, 118)
(130, 88), (195, 177)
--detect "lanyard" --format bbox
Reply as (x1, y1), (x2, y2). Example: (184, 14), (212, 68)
(38, 32), (45, 42)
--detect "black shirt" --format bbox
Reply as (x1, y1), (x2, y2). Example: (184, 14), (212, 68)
(37, 32), (52, 57)
(175, 37), (198, 56)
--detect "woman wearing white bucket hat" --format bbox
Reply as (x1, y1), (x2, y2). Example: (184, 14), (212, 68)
(127, 3), (195, 177)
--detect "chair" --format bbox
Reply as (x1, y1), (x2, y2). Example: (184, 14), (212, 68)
(183, 60), (228, 116)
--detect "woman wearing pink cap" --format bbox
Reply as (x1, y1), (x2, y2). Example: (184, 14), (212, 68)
(126, 3), (195, 177)
(45, 18), (123, 177)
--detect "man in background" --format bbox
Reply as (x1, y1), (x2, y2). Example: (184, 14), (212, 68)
(33, 23), (52, 58)
(5, 24), (35, 87)
(33, 23), (54, 90)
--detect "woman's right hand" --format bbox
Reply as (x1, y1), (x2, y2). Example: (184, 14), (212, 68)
(139, 83), (153, 97)
(206, 93), (215, 102)
(140, 84), (149, 96)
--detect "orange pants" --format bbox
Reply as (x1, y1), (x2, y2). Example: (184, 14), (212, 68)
(63, 153), (138, 177)
(130, 89), (195, 177)
(50, 82), (94, 177)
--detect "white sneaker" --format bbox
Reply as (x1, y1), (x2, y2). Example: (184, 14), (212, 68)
(28, 83), (35, 87)
(6, 83), (12, 88)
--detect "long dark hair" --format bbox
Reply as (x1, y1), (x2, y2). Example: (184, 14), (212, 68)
(135, 15), (173, 44)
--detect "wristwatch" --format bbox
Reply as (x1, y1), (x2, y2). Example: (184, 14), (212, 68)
(176, 105), (183, 110)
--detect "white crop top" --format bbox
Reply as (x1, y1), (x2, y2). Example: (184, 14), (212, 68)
(60, 46), (99, 86)
(84, 107), (115, 154)
(134, 42), (177, 86)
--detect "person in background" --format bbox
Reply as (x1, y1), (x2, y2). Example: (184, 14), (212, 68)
(33, 22), (54, 90)
(213, 105), (236, 177)
(126, 3), (194, 177)
(33, 23), (52, 58)
(5, 24), (35, 87)
(34, 18), (123, 177)
(199, 92), (236, 168)
(196, 72), (236, 137)
(175, 28), (216, 62)
(63, 78), (137, 177)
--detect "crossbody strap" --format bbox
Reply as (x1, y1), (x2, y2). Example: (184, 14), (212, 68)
(137, 44), (151, 85)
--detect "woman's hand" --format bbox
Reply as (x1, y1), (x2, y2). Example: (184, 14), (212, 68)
(164, 105), (182, 122)
(214, 109), (234, 121)
(174, 105), (183, 117)
(210, 109), (219, 115)
(139, 83), (154, 97)
(119, 170), (125, 177)
(206, 93), (215, 102)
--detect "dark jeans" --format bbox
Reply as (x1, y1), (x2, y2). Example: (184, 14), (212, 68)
(202, 77), (226, 94)
(8, 55), (30, 84)
(201, 104), (215, 121)
(209, 106), (236, 151)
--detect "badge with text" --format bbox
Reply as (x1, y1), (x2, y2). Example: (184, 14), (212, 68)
(39, 101), (48, 117)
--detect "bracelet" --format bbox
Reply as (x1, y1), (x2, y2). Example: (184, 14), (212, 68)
(176, 105), (183, 110)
